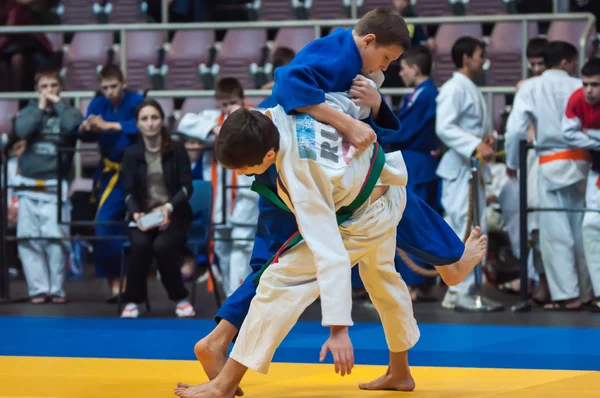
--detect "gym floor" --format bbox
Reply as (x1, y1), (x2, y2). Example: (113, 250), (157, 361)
(1, 279), (599, 397)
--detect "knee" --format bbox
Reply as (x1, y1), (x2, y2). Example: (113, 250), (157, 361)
(151, 236), (172, 257)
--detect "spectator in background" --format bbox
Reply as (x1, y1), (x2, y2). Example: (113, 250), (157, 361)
(177, 130), (210, 281)
(77, 65), (144, 302)
(259, 46), (296, 109)
(3, 135), (26, 280)
(496, 37), (550, 302)
(388, 47), (441, 302)
(562, 58), (600, 311)
(505, 41), (590, 311)
(0, 0), (53, 92)
(14, 68), (83, 304)
(178, 78), (259, 296)
(436, 37), (493, 310)
(120, 99), (195, 318)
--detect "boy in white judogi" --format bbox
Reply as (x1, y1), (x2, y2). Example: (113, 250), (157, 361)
(562, 58), (600, 311)
(436, 36), (493, 310)
(505, 41), (592, 310)
(174, 82), (488, 397)
(177, 78), (259, 296)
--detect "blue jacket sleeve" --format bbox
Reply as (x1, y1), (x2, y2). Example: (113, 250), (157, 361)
(380, 90), (437, 148)
(74, 97), (101, 142)
(273, 63), (331, 114)
(119, 93), (144, 136)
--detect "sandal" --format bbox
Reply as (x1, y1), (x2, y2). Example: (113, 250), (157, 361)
(51, 295), (67, 304)
(543, 301), (582, 312)
(30, 293), (49, 304)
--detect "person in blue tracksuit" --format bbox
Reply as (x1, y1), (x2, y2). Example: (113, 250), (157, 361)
(179, 9), (478, 396)
(384, 46), (442, 301)
(77, 65), (144, 300)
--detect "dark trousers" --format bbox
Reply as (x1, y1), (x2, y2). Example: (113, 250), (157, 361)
(122, 210), (191, 304)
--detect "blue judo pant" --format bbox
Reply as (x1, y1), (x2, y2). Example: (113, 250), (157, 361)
(94, 170), (127, 279)
(215, 190), (464, 330)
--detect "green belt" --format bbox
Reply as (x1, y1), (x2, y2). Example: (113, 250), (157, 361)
(250, 142), (386, 284)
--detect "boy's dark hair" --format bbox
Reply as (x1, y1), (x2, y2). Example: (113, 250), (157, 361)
(98, 64), (125, 82)
(543, 41), (578, 69)
(451, 36), (485, 68)
(581, 58), (600, 78)
(215, 77), (245, 100)
(354, 8), (411, 50)
(401, 46), (433, 76)
(526, 38), (548, 59)
(215, 108), (280, 169)
(272, 46), (296, 70)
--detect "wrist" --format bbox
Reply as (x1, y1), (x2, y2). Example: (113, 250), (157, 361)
(330, 325), (348, 335)
(164, 203), (173, 214)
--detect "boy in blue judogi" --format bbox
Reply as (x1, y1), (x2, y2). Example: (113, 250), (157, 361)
(386, 47), (441, 301)
(77, 65), (143, 300)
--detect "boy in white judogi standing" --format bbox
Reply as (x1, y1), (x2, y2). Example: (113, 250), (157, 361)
(435, 36), (493, 310)
(505, 41), (592, 310)
(174, 82), (488, 397)
(178, 78), (259, 296)
(562, 57), (600, 311)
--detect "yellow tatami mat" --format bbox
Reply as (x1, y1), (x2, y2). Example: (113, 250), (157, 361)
(0, 356), (598, 397)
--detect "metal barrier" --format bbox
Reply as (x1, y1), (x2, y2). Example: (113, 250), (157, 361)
(0, 12), (595, 80)
(512, 140), (600, 312)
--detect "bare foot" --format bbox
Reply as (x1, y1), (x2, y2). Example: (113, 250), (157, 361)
(459, 227), (487, 272)
(194, 338), (244, 396)
(174, 381), (236, 398)
(358, 369), (416, 392)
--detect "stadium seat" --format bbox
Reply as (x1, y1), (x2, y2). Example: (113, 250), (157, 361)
(213, 29), (268, 89)
(61, 0), (96, 24)
(164, 30), (216, 90)
(106, 0), (145, 23)
(308, 0), (346, 19)
(546, 20), (597, 58)
(273, 27), (316, 55)
(486, 22), (539, 86)
(259, 0), (294, 20)
(415, 0), (452, 17)
(113, 31), (166, 91)
(62, 32), (114, 90)
(468, 0), (506, 15)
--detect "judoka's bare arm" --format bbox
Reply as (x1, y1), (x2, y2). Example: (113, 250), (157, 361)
(297, 103), (376, 150)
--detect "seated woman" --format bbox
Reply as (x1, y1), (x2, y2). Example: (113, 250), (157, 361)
(120, 99), (196, 318)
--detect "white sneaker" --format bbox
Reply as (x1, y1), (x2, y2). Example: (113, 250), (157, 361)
(441, 291), (457, 309)
(175, 300), (196, 318)
(121, 303), (139, 318)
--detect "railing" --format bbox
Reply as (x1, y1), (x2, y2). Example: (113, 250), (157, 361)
(0, 13), (595, 80)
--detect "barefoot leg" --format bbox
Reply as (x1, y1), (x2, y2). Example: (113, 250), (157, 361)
(176, 358), (248, 398)
(359, 351), (415, 391)
(436, 227), (487, 286)
(192, 320), (244, 396)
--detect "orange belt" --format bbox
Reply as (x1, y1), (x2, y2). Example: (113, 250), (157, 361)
(538, 148), (591, 165)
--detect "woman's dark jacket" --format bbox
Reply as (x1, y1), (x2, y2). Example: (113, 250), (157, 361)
(122, 139), (193, 220)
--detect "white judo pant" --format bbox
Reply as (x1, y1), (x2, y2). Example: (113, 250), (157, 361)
(582, 170), (600, 298)
(441, 166), (487, 294)
(228, 187), (259, 296)
(230, 186), (419, 374)
(17, 194), (70, 297)
(538, 175), (592, 301)
(215, 176), (259, 297)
